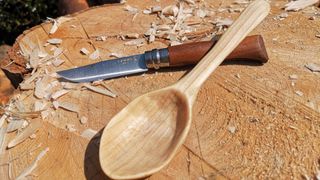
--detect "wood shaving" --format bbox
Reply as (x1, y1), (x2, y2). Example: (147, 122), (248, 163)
(89, 49), (100, 60)
(47, 38), (62, 45)
(316, 34), (320, 38)
(124, 5), (139, 14)
(66, 124), (77, 132)
(183, 0), (195, 5)
(29, 133), (37, 139)
(7, 119), (42, 148)
(34, 101), (46, 111)
(53, 101), (80, 113)
(53, 48), (63, 57)
(15, 100), (26, 112)
(285, 0), (319, 11)
(51, 89), (70, 100)
(162, 5), (179, 16)
(16, 147), (49, 180)
(60, 82), (79, 90)
(295, 90), (304, 96)
(0, 127), (6, 153)
(49, 19), (58, 34)
(83, 84), (116, 98)
(19, 83), (34, 90)
(52, 58), (65, 67)
(124, 38), (145, 46)
(305, 63), (320, 72)
(81, 128), (98, 140)
(227, 126), (236, 134)
(196, 9), (207, 18)
(7, 119), (28, 133)
(126, 33), (140, 39)
(80, 116), (88, 124)
(96, 36), (107, 41)
(29, 48), (40, 68)
(151, 6), (162, 13)
(109, 52), (123, 58)
(0, 114), (8, 128)
(80, 47), (90, 55)
(215, 18), (234, 27)
(234, 0), (249, 5)
(289, 74), (298, 80)
(34, 76), (52, 99)
(143, 9), (152, 14)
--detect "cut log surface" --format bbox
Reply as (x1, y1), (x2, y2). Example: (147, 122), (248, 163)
(1, 0), (320, 179)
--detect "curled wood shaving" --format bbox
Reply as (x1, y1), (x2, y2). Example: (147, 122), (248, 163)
(143, 9), (152, 14)
(83, 84), (116, 98)
(124, 5), (139, 14)
(51, 89), (70, 100)
(16, 147), (49, 180)
(53, 101), (80, 113)
(110, 52), (123, 58)
(7, 119), (42, 148)
(47, 38), (62, 45)
(284, 0), (319, 11)
(305, 63), (320, 72)
(48, 17), (73, 34)
(49, 19), (58, 34)
(289, 74), (298, 80)
(6, 119), (28, 133)
(81, 128), (98, 140)
(80, 48), (90, 55)
(89, 49), (100, 60)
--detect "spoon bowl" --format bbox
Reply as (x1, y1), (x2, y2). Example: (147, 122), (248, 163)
(99, 1), (270, 179)
(99, 88), (191, 179)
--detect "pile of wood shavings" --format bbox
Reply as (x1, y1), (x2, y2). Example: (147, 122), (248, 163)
(119, 0), (257, 46)
(0, 18), (117, 178)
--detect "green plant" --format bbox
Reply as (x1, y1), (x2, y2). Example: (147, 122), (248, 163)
(0, 0), (59, 45)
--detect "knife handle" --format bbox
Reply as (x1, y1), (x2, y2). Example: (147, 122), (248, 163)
(168, 35), (268, 67)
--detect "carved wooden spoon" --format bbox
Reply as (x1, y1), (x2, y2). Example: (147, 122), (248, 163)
(99, 0), (270, 179)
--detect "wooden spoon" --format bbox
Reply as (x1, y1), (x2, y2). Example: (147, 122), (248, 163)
(99, 0), (270, 179)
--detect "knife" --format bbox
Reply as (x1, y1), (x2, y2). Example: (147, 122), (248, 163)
(57, 35), (268, 82)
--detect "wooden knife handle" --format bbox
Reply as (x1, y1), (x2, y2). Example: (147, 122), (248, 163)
(168, 35), (268, 66)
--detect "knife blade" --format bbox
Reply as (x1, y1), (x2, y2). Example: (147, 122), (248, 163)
(57, 35), (268, 82)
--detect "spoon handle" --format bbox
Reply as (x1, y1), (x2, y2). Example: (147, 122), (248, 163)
(175, 0), (270, 104)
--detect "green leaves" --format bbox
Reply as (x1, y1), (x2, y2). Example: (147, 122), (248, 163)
(0, 0), (59, 44)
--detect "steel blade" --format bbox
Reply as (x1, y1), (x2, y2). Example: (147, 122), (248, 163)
(57, 54), (148, 82)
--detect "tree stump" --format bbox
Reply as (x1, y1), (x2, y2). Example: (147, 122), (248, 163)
(1, 0), (320, 179)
